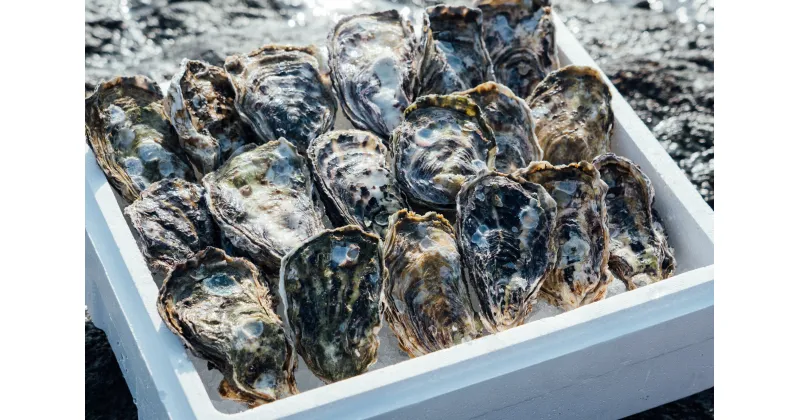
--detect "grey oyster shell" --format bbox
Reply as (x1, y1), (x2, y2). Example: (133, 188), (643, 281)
(417, 5), (495, 96)
(164, 59), (259, 175)
(124, 178), (217, 276)
(456, 172), (557, 331)
(307, 130), (407, 238)
(328, 10), (417, 139)
(455, 82), (543, 173)
(476, 0), (558, 99)
(392, 94), (497, 212)
(202, 139), (326, 287)
(157, 247), (297, 407)
(85, 76), (194, 203)
(279, 226), (384, 383)
(592, 153), (676, 289)
(526, 65), (614, 165)
(382, 210), (481, 357)
(514, 161), (612, 310)
(224, 45), (337, 153)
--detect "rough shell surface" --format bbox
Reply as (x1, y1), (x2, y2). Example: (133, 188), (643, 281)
(307, 130), (407, 238)
(328, 11), (417, 139)
(224, 45), (337, 153)
(477, 0), (558, 99)
(455, 82), (542, 173)
(592, 153), (676, 289)
(202, 139), (326, 287)
(85, 76), (194, 203)
(417, 5), (495, 96)
(526, 65), (614, 165)
(124, 178), (218, 276)
(165, 59), (259, 175)
(157, 247), (297, 407)
(382, 210), (480, 357)
(514, 161), (611, 310)
(392, 94), (497, 212)
(279, 226), (384, 383)
(456, 172), (558, 331)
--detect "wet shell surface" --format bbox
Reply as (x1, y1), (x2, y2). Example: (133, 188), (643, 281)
(477, 0), (558, 99)
(157, 247), (297, 407)
(328, 10), (417, 139)
(85, 76), (194, 203)
(307, 130), (407, 238)
(392, 94), (497, 212)
(455, 82), (542, 173)
(417, 5), (495, 96)
(382, 210), (481, 357)
(224, 45), (337, 153)
(526, 65), (614, 165)
(456, 172), (557, 331)
(124, 178), (218, 276)
(165, 59), (259, 175)
(593, 153), (676, 289)
(514, 161), (611, 310)
(279, 226), (384, 383)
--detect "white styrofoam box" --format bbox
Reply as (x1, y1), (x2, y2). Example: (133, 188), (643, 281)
(85, 13), (714, 420)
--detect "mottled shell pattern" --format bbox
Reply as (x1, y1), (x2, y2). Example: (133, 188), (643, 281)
(593, 153), (675, 289)
(157, 248), (297, 407)
(514, 161), (612, 310)
(279, 226), (384, 384)
(382, 210), (481, 357)
(86, 76), (194, 203)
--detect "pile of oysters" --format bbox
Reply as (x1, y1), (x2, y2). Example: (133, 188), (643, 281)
(85, 0), (676, 408)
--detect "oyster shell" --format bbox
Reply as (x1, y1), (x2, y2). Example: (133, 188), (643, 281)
(328, 10), (417, 139)
(592, 153), (676, 289)
(456, 172), (557, 331)
(224, 45), (337, 153)
(165, 59), (259, 175)
(455, 82), (542, 173)
(514, 161), (611, 310)
(382, 210), (481, 357)
(124, 178), (217, 276)
(476, 0), (558, 99)
(279, 226), (384, 383)
(417, 5), (495, 96)
(85, 76), (194, 203)
(202, 139), (326, 287)
(157, 247), (297, 407)
(307, 130), (407, 238)
(392, 94), (497, 212)
(526, 65), (614, 165)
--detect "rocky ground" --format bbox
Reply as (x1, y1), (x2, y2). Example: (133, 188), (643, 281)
(85, 0), (714, 418)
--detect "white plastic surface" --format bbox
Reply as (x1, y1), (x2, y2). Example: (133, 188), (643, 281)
(85, 13), (714, 420)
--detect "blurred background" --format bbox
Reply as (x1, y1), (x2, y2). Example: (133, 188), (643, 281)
(85, 0), (714, 418)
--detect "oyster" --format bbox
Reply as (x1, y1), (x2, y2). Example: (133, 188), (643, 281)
(382, 210), (481, 356)
(202, 139), (326, 287)
(279, 226), (383, 383)
(393, 94), (497, 212)
(124, 178), (217, 276)
(85, 76), (194, 203)
(476, 0), (558, 99)
(514, 161), (611, 310)
(417, 5), (495, 96)
(224, 45), (337, 153)
(157, 247), (297, 407)
(307, 130), (407, 238)
(164, 59), (259, 175)
(455, 82), (542, 173)
(456, 172), (557, 331)
(592, 153), (676, 289)
(328, 11), (417, 139)
(526, 65), (614, 165)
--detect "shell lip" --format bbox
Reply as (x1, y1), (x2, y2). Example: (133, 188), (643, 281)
(529, 64), (612, 100)
(426, 4), (484, 23)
